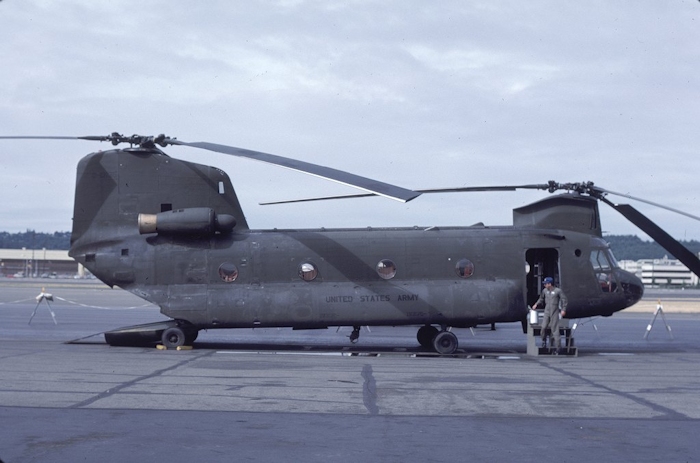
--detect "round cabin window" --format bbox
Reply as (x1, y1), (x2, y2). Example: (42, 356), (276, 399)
(455, 258), (475, 278)
(376, 259), (397, 280)
(299, 262), (318, 281)
(218, 262), (239, 282)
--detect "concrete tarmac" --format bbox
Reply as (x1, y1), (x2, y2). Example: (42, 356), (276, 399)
(1, 279), (699, 462)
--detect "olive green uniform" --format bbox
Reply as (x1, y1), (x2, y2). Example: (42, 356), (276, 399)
(536, 287), (568, 349)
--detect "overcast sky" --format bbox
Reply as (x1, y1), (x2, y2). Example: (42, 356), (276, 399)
(1, 0), (699, 242)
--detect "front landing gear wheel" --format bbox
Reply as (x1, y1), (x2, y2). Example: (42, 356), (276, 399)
(417, 325), (439, 349)
(162, 326), (186, 348)
(432, 331), (459, 355)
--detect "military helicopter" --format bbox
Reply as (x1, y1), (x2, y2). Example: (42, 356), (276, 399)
(3, 133), (699, 354)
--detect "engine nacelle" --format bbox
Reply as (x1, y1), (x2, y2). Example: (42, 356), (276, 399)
(138, 207), (236, 236)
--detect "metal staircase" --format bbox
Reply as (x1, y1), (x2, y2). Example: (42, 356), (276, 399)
(526, 310), (578, 356)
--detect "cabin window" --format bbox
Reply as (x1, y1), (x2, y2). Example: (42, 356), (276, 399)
(455, 258), (475, 278)
(376, 259), (397, 280)
(299, 262), (318, 281)
(218, 262), (239, 282)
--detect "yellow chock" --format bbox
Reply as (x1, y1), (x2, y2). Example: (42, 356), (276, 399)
(156, 344), (167, 350)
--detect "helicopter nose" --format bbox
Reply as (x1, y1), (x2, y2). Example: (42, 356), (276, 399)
(617, 269), (644, 308)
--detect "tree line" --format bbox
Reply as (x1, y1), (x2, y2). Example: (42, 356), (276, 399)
(1, 231), (699, 262)
(0, 231), (71, 250)
(603, 235), (700, 261)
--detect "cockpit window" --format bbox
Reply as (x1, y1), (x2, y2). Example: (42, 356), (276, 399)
(590, 250), (611, 271)
(590, 249), (619, 293)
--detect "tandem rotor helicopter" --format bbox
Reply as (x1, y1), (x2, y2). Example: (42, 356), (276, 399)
(3, 133), (700, 354)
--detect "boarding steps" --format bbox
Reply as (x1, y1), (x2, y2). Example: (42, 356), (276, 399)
(526, 310), (578, 357)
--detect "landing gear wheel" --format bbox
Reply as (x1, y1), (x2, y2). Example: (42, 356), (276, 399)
(432, 331), (458, 355)
(162, 326), (186, 348)
(417, 325), (439, 349)
(184, 330), (199, 345)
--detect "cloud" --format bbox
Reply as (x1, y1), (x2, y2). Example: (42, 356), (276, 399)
(1, 0), (699, 241)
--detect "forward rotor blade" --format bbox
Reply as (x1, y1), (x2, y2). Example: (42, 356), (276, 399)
(603, 199), (700, 278)
(597, 187), (700, 222)
(418, 184), (549, 194)
(170, 140), (420, 203)
(260, 184), (550, 205)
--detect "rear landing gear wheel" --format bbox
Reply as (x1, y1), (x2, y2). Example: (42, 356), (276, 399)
(417, 325), (439, 349)
(185, 330), (199, 345)
(162, 326), (186, 348)
(433, 331), (458, 355)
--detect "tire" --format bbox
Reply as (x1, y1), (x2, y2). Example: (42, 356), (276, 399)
(417, 325), (439, 349)
(185, 330), (199, 345)
(432, 331), (458, 355)
(162, 326), (186, 348)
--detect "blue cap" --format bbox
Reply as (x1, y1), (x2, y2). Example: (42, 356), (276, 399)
(543, 277), (554, 284)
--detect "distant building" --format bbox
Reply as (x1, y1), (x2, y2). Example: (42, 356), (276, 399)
(0, 248), (80, 278)
(619, 254), (700, 287)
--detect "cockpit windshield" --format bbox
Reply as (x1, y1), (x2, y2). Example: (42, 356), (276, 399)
(590, 241), (620, 293)
(590, 249), (612, 270)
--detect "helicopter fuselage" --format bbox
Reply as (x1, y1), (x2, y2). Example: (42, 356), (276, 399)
(66, 147), (643, 350)
(74, 224), (642, 330)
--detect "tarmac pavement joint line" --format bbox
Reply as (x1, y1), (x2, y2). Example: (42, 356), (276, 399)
(68, 350), (215, 409)
(537, 359), (688, 420)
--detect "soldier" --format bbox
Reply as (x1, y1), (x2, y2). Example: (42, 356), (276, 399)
(532, 277), (568, 354)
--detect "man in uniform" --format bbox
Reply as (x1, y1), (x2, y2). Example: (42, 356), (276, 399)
(532, 277), (568, 354)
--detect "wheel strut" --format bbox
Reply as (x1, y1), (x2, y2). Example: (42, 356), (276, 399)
(349, 326), (361, 343)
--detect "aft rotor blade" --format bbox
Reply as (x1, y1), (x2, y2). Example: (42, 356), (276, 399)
(603, 199), (700, 278)
(260, 184), (550, 205)
(0, 135), (108, 141)
(1, 135), (419, 203)
(170, 140), (420, 203)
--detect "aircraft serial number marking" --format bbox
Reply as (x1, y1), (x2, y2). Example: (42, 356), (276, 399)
(324, 294), (419, 303)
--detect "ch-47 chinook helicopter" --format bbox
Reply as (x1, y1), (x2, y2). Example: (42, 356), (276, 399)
(3, 133), (700, 354)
